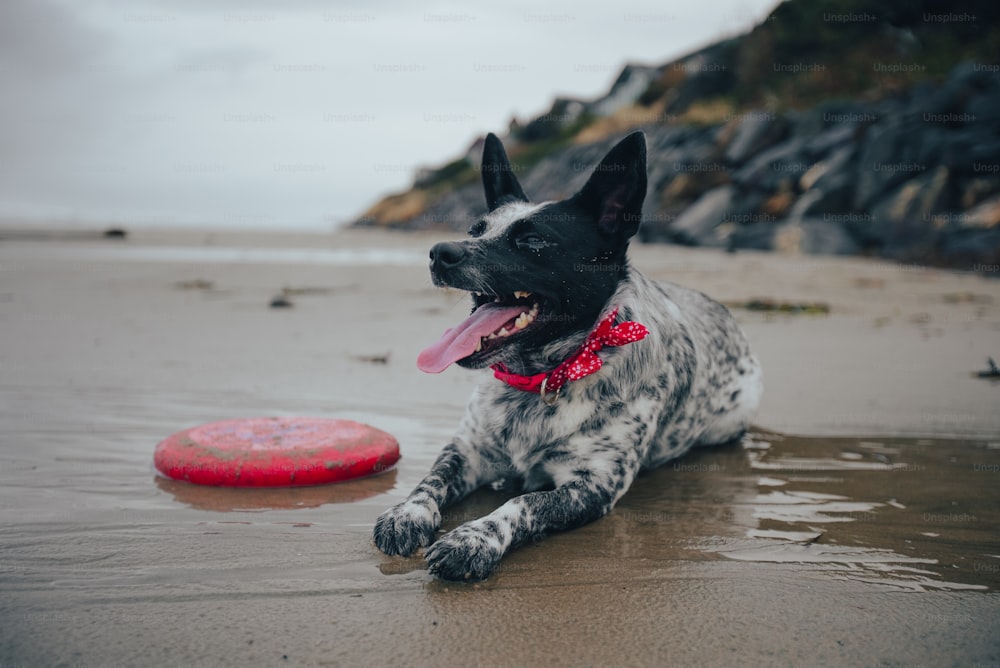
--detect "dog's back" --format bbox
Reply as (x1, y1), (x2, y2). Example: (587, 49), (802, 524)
(614, 271), (762, 468)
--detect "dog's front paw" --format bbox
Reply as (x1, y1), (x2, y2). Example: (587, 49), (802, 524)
(425, 523), (505, 582)
(373, 499), (440, 557)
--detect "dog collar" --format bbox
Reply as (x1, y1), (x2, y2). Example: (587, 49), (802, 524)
(490, 307), (648, 405)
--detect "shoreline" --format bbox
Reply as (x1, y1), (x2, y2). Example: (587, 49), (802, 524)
(5, 221), (1000, 274)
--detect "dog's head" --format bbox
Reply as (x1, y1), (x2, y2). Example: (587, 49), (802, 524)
(417, 131), (647, 375)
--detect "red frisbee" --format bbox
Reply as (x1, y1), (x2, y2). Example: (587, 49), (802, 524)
(154, 417), (400, 487)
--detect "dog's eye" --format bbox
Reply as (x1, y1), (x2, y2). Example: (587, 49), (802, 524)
(515, 233), (551, 250)
(468, 220), (486, 237)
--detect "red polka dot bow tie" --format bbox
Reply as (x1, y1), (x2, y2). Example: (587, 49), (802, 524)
(490, 307), (649, 404)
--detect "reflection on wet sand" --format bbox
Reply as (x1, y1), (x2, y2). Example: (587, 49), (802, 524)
(155, 469), (397, 511)
(717, 432), (1000, 592)
(429, 431), (1000, 592)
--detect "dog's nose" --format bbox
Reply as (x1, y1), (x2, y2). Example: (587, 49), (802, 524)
(429, 241), (467, 270)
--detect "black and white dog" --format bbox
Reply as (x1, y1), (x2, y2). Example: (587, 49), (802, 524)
(373, 131), (761, 581)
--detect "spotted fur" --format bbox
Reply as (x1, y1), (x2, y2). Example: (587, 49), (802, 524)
(373, 132), (762, 581)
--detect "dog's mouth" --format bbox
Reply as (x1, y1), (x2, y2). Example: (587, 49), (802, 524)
(417, 290), (543, 373)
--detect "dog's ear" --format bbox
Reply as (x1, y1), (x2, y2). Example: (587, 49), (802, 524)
(481, 133), (528, 212)
(575, 131), (647, 238)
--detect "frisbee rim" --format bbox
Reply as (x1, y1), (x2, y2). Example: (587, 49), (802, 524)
(154, 417), (400, 487)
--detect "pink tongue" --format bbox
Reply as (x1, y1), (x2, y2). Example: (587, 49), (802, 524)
(417, 302), (526, 373)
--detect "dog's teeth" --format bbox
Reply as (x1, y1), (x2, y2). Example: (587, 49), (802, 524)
(514, 312), (531, 330)
(475, 339), (483, 352)
(487, 333), (497, 340)
(497, 327), (509, 337)
(513, 291), (532, 299)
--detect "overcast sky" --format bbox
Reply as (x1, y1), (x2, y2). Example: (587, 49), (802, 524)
(0, 0), (778, 231)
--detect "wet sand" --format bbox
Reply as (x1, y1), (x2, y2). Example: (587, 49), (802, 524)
(1, 228), (999, 667)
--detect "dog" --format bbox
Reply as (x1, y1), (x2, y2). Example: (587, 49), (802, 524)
(373, 131), (762, 581)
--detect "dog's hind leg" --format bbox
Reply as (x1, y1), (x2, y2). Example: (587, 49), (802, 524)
(373, 441), (490, 557)
(696, 360), (763, 446)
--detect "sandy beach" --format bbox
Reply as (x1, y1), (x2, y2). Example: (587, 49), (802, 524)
(1, 227), (998, 667)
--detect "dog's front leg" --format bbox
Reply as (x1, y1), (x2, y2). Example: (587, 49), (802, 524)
(425, 465), (635, 581)
(373, 441), (486, 557)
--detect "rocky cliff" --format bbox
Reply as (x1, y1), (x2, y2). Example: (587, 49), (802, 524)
(353, 0), (1000, 270)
